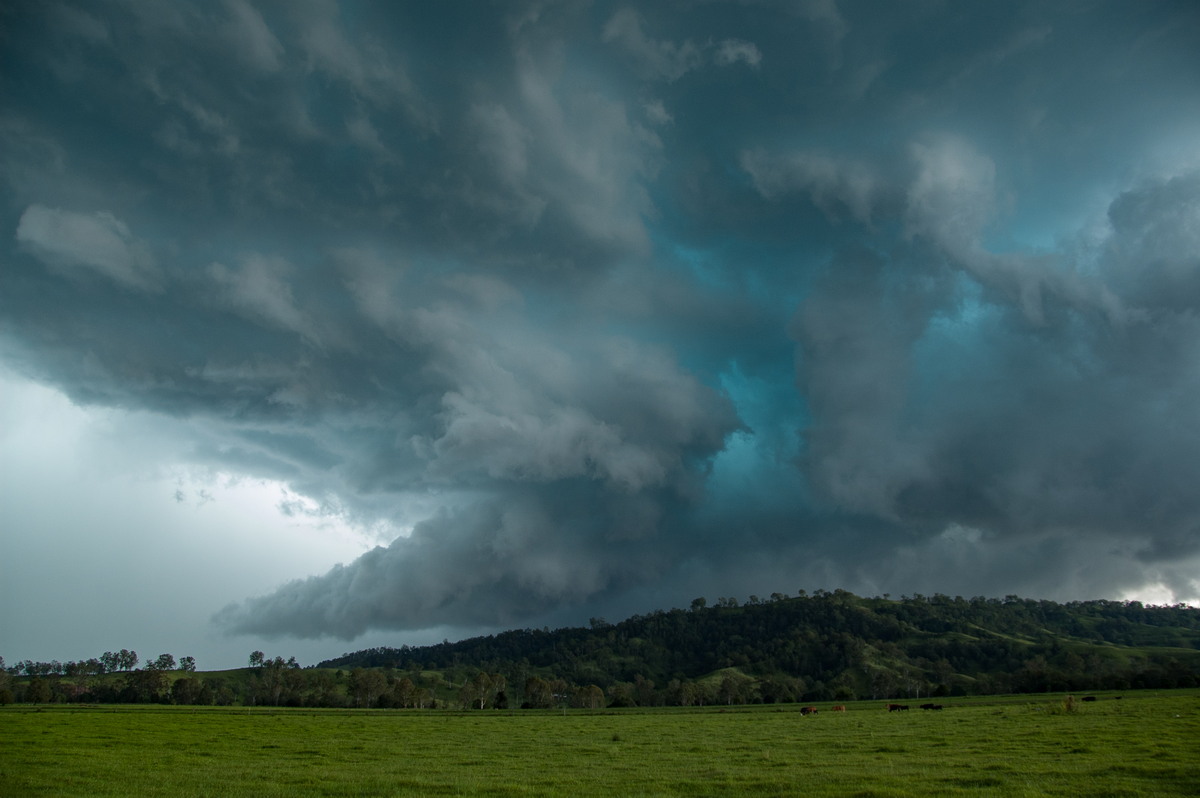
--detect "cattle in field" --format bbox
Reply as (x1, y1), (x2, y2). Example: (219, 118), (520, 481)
(920, 703), (943, 710)
(800, 706), (818, 715)
(886, 703), (909, 711)
(1082, 696), (1097, 702)
(831, 705), (846, 712)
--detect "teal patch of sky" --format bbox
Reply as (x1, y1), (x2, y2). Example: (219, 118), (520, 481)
(979, 155), (1130, 266)
(703, 358), (810, 518)
(594, 234), (809, 455)
(976, 138), (1134, 257)
(666, 239), (758, 296)
(982, 205), (1081, 255)
(906, 274), (1009, 421)
(651, 186), (833, 286)
(659, 235), (806, 354)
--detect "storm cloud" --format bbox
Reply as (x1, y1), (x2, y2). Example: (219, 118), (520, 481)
(2, 0), (1199, 650)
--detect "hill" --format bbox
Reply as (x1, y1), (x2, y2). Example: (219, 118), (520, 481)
(319, 590), (1200, 703)
(5, 591), (1198, 708)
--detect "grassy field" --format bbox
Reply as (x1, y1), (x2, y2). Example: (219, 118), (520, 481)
(1, 691), (1197, 796)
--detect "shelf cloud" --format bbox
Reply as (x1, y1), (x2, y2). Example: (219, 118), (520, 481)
(2, 1), (1199, 652)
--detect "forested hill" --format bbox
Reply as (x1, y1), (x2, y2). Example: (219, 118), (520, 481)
(320, 591), (1200, 699)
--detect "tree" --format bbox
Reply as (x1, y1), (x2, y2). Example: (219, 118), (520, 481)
(152, 653), (176, 671)
(524, 676), (553, 709)
(307, 670), (342, 708)
(458, 675), (483, 709)
(633, 674), (656, 707)
(171, 678), (203, 705)
(578, 684), (605, 709)
(26, 677), (51, 704)
(124, 668), (167, 703)
(249, 651), (265, 668)
(719, 673), (752, 705)
(100, 651), (118, 673)
(251, 657), (295, 705)
(391, 676), (417, 708)
(460, 672), (506, 709)
(178, 656), (196, 673)
(757, 675), (798, 704)
(606, 682), (635, 708)
(118, 649), (138, 671)
(0, 663), (13, 704)
(348, 668), (388, 708)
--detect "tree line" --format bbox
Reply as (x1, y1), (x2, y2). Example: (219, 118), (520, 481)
(5, 650), (196, 678)
(0, 651), (197, 705)
(320, 590), (1200, 703)
(3, 591), (1198, 708)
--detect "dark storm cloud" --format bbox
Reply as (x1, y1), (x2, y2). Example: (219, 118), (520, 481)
(778, 161), (1200, 600)
(2, 0), (1199, 643)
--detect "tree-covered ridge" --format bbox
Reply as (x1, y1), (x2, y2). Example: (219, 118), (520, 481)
(4, 591), (1197, 708)
(321, 591), (1200, 698)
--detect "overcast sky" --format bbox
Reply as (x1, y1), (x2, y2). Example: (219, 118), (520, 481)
(2, 0), (1199, 671)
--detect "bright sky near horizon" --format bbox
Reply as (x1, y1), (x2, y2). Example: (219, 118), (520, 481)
(2, 1), (1199, 670)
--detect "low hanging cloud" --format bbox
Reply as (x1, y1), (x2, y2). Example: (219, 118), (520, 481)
(791, 164), (1200, 598)
(205, 255), (741, 636)
(3, 0), (1200, 648)
(212, 309), (743, 637)
(216, 484), (687, 639)
(207, 255), (332, 348)
(16, 206), (160, 292)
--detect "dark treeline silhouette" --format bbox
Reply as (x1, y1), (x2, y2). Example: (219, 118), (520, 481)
(3, 592), (1198, 708)
(320, 591), (1200, 704)
(6, 650), (196, 678)
(0, 651), (445, 709)
(0, 651), (198, 706)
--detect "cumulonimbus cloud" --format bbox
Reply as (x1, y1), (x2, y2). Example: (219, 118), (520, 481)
(3, 0), (1199, 648)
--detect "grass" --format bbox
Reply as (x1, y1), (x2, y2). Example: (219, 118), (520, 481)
(1, 690), (1198, 796)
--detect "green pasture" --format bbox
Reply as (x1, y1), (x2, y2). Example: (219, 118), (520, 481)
(2, 691), (1197, 796)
